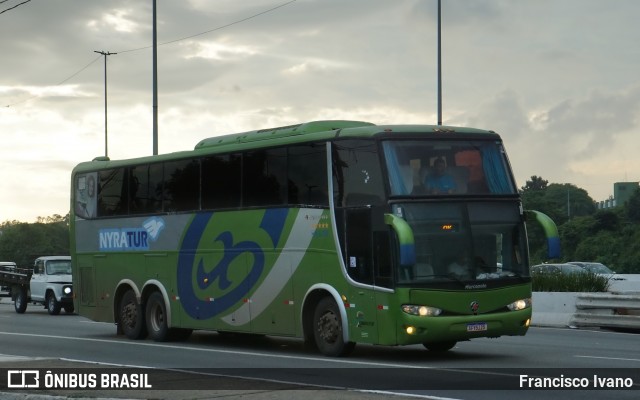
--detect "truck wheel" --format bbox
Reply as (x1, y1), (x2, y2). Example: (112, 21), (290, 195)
(64, 304), (75, 314)
(119, 289), (147, 340)
(46, 292), (61, 315)
(313, 296), (355, 357)
(14, 287), (27, 314)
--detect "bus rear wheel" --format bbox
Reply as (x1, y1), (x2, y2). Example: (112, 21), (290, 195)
(423, 341), (457, 352)
(313, 297), (355, 357)
(119, 289), (147, 340)
(146, 292), (169, 341)
(146, 292), (192, 342)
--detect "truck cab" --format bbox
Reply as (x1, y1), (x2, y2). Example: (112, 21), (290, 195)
(28, 256), (74, 315)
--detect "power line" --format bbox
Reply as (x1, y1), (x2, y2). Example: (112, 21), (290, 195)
(4, 55), (102, 108)
(3, 0), (297, 108)
(0, 0), (32, 15)
(118, 0), (297, 54)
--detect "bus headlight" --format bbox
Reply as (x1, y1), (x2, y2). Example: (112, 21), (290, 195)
(402, 304), (442, 316)
(507, 298), (531, 311)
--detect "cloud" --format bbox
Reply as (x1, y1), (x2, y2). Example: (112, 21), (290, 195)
(2, 0), (640, 221)
(87, 9), (140, 33)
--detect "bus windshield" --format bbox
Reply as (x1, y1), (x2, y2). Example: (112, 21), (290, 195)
(391, 202), (529, 286)
(382, 140), (516, 196)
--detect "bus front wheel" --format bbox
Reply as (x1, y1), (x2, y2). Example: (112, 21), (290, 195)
(313, 297), (355, 357)
(119, 290), (147, 340)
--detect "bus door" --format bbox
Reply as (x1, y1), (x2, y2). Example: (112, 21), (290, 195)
(342, 206), (379, 344)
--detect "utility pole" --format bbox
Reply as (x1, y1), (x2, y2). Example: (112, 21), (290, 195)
(437, 0), (442, 126)
(152, 0), (158, 155)
(94, 50), (117, 157)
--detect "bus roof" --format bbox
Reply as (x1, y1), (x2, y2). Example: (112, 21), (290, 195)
(73, 120), (500, 172)
(194, 120), (498, 151)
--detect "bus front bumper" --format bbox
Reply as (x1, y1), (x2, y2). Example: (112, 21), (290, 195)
(396, 308), (532, 346)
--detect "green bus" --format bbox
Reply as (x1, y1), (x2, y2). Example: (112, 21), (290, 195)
(70, 120), (558, 356)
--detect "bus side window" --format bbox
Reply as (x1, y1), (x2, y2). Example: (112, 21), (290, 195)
(164, 159), (200, 212)
(98, 168), (126, 216)
(288, 144), (328, 206)
(243, 148), (287, 207)
(202, 154), (241, 210)
(332, 140), (384, 207)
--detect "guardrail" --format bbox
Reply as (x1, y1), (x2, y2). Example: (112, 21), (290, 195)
(572, 292), (640, 330)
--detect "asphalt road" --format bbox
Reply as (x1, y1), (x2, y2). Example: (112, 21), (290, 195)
(0, 298), (638, 399)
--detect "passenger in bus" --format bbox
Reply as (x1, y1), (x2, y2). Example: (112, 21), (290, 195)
(414, 262), (434, 279)
(448, 254), (471, 279)
(424, 158), (457, 194)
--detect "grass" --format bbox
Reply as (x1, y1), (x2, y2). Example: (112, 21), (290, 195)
(531, 272), (610, 292)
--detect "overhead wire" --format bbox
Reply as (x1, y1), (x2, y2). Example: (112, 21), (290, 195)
(0, 0), (32, 15)
(5, 55), (102, 108)
(3, 0), (297, 107)
(118, 0), (297, 54)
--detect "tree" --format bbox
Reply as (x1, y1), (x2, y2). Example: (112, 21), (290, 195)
(520, 175), (548, 192)
(0, 214), (69, 267)
(625, 187), (640, 222)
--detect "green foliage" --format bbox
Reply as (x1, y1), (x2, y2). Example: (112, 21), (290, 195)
(522, 182), (596, 227)
(0, 214), (70, 267)
(626, 187), (640, 222)
(521, 176), (640, 274)
(531, 272), (610, 292)
(520, 175), (548, 192)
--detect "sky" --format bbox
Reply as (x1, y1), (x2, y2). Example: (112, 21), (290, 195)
(1, 0), (639, 223)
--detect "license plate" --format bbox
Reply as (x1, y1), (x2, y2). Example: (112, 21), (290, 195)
(466, 322), (488, 332)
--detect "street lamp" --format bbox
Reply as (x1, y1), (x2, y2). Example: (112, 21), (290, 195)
(94, 50), (117, 157)
(437, 0), (442, 126)
(152, 0), (158, 155)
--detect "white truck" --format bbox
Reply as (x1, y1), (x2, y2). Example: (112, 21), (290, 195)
(0, 256), (74, 315)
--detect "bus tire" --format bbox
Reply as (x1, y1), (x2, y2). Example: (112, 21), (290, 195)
(119, 289), (147, 340)
(423, 341), (456, 352)
(14, 287), (27, 314)
(46, 292), (61, 315)
(146, 292), (192, 342)
(146, 292), (169, 341)
(313, 296), (355, 357)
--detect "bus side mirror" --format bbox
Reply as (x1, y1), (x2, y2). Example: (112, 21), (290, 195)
(384, 213), (416, 267)
(525, 210), (561, 259)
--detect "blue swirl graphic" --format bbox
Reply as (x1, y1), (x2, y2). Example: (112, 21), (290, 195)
(177, 210), (287, 320)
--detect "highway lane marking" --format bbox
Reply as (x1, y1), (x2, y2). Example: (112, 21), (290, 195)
(0, 330), (458, 369)
(575, 355), (640, 363)
(0, 330), (515, 398)
(59, 356), (462, 400)
(0, 330), (464, 400)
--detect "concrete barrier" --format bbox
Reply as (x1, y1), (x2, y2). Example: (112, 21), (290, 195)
(531, 292), (578, 327)
(572, 292), (640, 329)
(532, 291), (640, 330)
